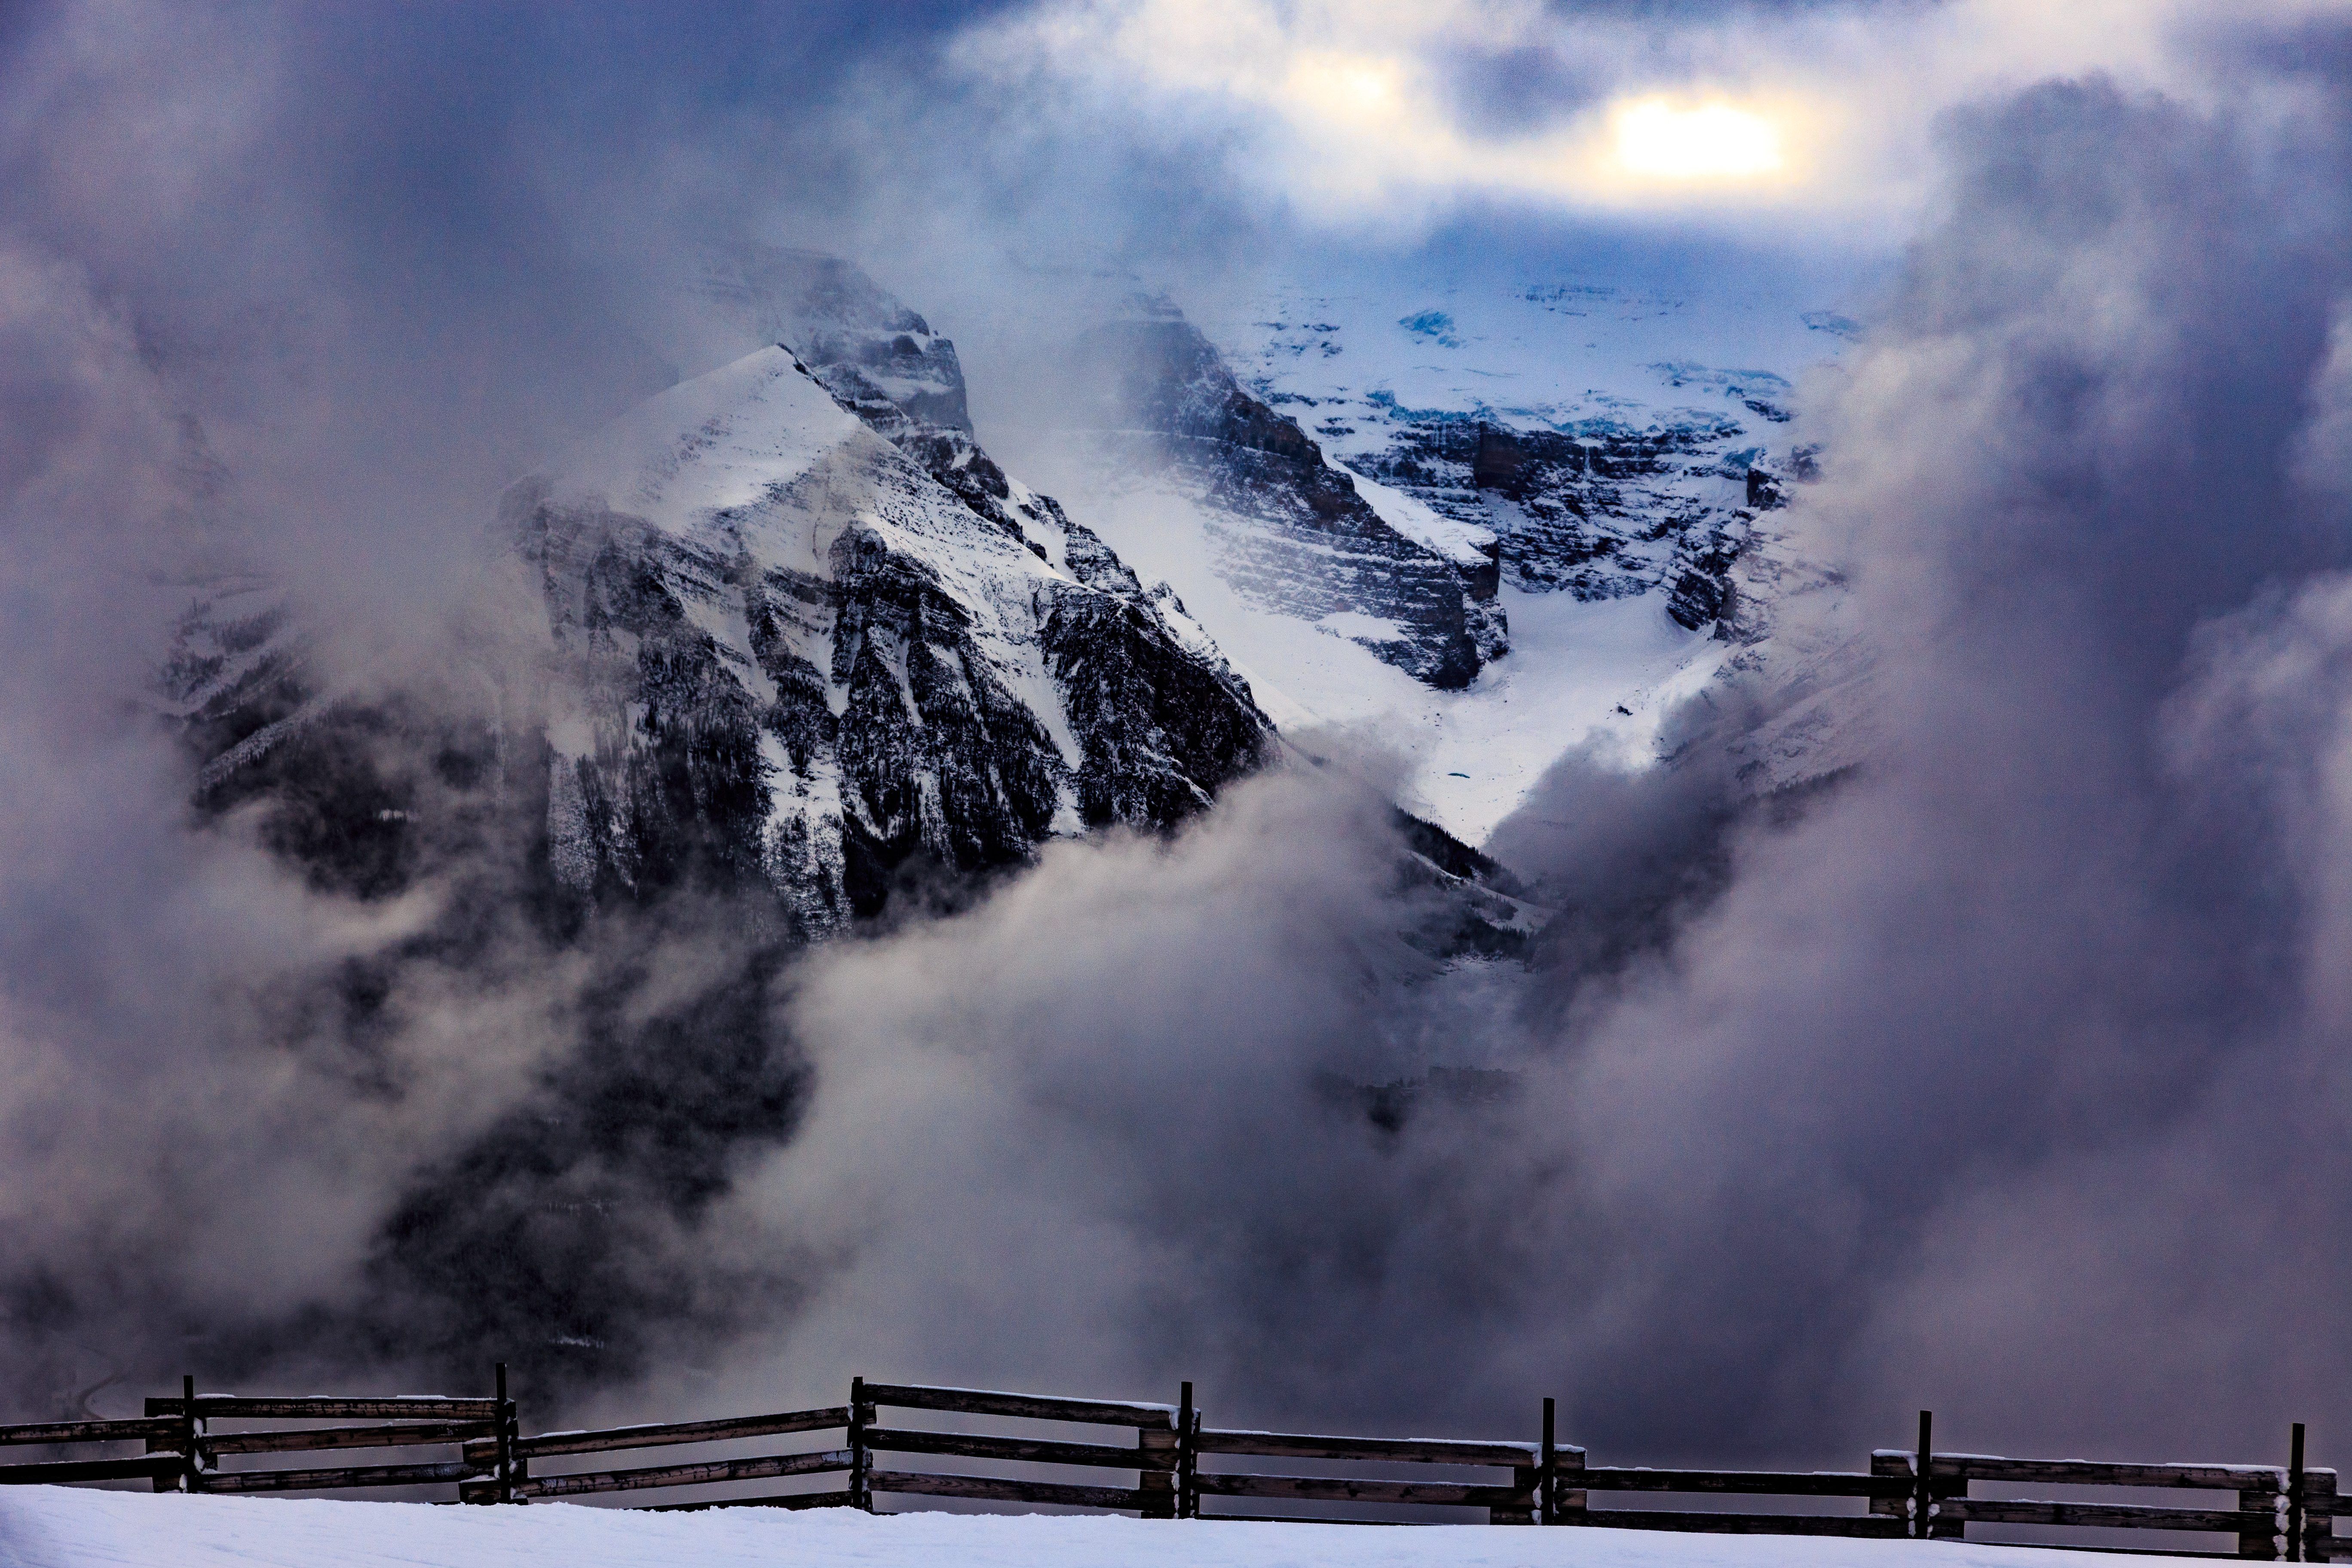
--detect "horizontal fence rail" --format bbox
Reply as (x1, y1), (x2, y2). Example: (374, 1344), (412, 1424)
(867, 1472), (1149, 1511)
(198, 1459), (487, 1496)
(5, 1376), (2347, 1559)
(200, 1420), (496, 1459)
(509, 1448), (854, 1501)
(0, 1418), (181, 1446)
(144, 1398), (500, 1420)
(1576, 1467), (1913, 1496)
(1193, 1430), (1536, 1467)
(0, 1455), (190, 1486)
(461, 1406), (851, 1467)
(860, 1382), (1176, 1430)
(1575, 1511), (1910, 1538)
(864, 1429), (1174, 1470)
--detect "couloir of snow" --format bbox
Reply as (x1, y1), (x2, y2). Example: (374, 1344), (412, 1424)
(2, 1485), (2193, 1568)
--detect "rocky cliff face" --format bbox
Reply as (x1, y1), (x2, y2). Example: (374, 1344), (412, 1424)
(1070, 298), (1506, 690)
(1344, 407), (1783, 636)
(1230, 304), (1797, 638)
(519, 345), (1271, 934)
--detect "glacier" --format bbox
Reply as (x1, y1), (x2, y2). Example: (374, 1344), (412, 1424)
(1008, 263), (1863, 843)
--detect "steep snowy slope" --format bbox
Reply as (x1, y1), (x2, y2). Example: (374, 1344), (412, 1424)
(1067, 296), (1505, 690)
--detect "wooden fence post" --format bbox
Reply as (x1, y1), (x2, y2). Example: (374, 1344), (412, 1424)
(1493, 1403), (1540, 1525)
(2291, 1424), (2308, 1563)
(1540, 1399), (1556, 1526)
(1915, 1410), (1933, 1541)
(1188, 1404), (1204, 1521)
(147, 1375), (194, 1492)
(181, 1375), (199, 1494)
(849, 1376), (870, 1512)
(1176, 1382), (1195, 1521)
(493, 1363), (516, 1505)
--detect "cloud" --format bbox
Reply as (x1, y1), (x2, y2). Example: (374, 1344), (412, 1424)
(0, 0), (917, 1409)
(948, 0), (2347, 239)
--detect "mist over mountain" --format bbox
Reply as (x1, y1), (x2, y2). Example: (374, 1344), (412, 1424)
(4, 0), (2352, 1485)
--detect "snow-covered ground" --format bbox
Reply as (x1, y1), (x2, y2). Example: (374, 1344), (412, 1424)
(4, 1486), (2187, 1568)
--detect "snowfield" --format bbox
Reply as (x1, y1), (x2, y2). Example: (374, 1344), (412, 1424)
(5, 1487), (2185, 1568)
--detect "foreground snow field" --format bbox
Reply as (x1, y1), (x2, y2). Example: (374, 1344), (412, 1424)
(3, 1488), (2187, 1568)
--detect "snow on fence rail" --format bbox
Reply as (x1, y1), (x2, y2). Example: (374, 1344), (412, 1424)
(3, 1375), (2347, 1560)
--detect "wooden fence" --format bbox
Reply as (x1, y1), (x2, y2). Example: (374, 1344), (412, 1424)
(0, 1370), (518, 1501)
(1859, 1417), (2343, 1562)
(4, 1375), (2346, 1559)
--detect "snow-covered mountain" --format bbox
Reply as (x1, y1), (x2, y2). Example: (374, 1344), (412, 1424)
(162, 248), (1862, 937)
(1015, 268), (1859, 843)
(1216, 283), (1830, 621)
(165, 256), (1276, 934)
(517, 342), (1271, 934)
(141, 250), (1866, 1378)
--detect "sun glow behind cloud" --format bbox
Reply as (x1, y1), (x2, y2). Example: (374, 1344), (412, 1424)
(1285, 52), (1405, 128)
(1611, 99), (1784, 182)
